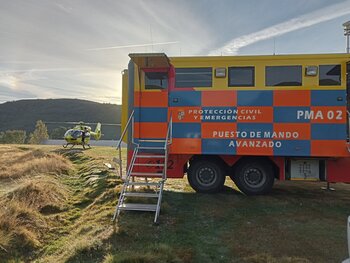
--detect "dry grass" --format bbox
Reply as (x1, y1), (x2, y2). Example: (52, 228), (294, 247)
(0, 147), (71, 180)
(0, 200), (48, 252)
(0, 147), (72, 260)
(6, 176), (69, 212)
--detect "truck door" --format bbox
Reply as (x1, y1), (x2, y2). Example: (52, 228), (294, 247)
(129, 53), (170, 143)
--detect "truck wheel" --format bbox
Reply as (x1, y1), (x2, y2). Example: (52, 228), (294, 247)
(187, 159), (225, 193)
(232, 159), (274, 195)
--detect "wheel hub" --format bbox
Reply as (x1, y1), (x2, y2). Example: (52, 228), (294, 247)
(197, 167), (216, 186)
(243, 168), (265, 187)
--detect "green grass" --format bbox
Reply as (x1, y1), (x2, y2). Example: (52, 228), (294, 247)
(0, 144), (349, 262)
(105, 182), (350, 263)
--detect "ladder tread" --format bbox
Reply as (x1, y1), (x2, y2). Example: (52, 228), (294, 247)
(138, 139), (166, 142)
(126, 181), (163, 186)
(138, 146), (165, 150)
(123, 192), (159, 198)
(136, 155), (166, 158)
(118, 203), (157, 211)
(130, 172), (163, 176)
(133, 163), (165, 167)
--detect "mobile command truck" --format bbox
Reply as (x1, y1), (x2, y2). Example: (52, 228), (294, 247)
(120, 53), (350, 195)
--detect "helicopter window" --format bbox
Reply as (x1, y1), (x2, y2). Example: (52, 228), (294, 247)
(64, 130), (71, 137)
(145, 72), (168, 90)
(72, 130), (83, 139)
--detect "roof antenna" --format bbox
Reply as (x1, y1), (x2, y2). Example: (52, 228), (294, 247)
(150, 25), (154, 53)
(273, 37), (276, 55)
(343, 21), (350, 53)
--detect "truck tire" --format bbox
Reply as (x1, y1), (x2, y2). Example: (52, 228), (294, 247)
(187, 159), (225, 193)
(232, 159), (274, 195)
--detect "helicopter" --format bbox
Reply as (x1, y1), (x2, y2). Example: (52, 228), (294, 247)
(62, 122), (101, 149)
(44, 121), (120, 149)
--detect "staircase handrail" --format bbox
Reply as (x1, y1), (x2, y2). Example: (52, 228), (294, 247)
(116, 110), (135, 181)
(165, 115), (173, 147)
(116, 110), (135, 150)
(163, 115), (173, 180)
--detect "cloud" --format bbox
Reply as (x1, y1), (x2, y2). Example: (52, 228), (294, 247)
(0, 84), (38, 103)
(0, 61), (44, 64)
(1, 0), (348, 103)
(209, 0), (350, 55)
(85, 41), (179, 51)
(0, 0), (214, 103)
(0, 67), (107, 74)
(0, 71), (47, 90)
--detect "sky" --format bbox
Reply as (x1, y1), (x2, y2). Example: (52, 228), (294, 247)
(0, 0), (350, 104)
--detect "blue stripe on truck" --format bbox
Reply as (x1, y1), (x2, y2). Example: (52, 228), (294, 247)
(172, 123), (201, 138)
(134, 107), (168, 122)
(169, 91), (201, 106)
(237, 90), (273, 106)
(311, 124), (347, 140)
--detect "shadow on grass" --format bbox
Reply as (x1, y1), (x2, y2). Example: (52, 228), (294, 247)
(106, 182), (350, 263)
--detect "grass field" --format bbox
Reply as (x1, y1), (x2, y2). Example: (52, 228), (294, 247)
(0, 144), (349, 263)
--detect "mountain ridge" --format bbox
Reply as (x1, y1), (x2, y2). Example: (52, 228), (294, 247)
(0, 99), (122, 140)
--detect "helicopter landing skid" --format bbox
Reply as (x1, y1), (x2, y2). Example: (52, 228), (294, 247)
(82, 143), (91, 150)
(63, 143), (75, 149)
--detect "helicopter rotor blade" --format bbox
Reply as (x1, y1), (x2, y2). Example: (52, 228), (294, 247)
(44, 121), (121, 126)
(83, 122), (121, 126)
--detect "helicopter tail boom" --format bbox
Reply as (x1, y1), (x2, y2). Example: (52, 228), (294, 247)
(92, 122), (102, 140)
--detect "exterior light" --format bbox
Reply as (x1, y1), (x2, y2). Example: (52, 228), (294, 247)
(305, 66), (318, 76)
(215, 68), (226, 78)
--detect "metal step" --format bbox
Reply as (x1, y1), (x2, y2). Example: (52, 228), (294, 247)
(126, 181), (162, 186)
(118, 203), (157, 212)
(133, 163), (165, 167)
(138, 139), (166, 143)
(130, 172), (163, 177)
(123, 192), (159, 198)
(138, 146), (165, 150)
(136, 155), (166, 158)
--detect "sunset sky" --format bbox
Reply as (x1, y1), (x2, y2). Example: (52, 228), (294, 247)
(1, 0), (350, 104)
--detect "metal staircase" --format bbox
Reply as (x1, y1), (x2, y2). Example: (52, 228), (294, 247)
(112, 111), (172, 223)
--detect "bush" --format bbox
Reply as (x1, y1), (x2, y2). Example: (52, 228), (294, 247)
(50, 126), (67, 139)
(28, 120), (49, 144)
(0, 130), (27, 144)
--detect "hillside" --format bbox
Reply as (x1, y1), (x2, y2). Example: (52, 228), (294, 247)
(0, 99), (121, 140)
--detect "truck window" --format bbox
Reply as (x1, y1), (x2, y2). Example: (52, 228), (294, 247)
(175, 67), (212, 88)
(265, 65), (302, 86)
(319, 64), (341, 86)
(228, 66), (255, 87)
(145, 72), (168, 90)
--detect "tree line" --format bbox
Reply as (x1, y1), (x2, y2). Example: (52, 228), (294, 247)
(0, 120), (49, 144)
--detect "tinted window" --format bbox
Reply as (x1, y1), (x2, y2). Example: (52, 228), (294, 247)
(228, 67), (255, 87)
(175, 68), (212, 88)
(145, 72), (168, 90)
(319, 65), (341, 86)
(266, 66), (302, 86)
